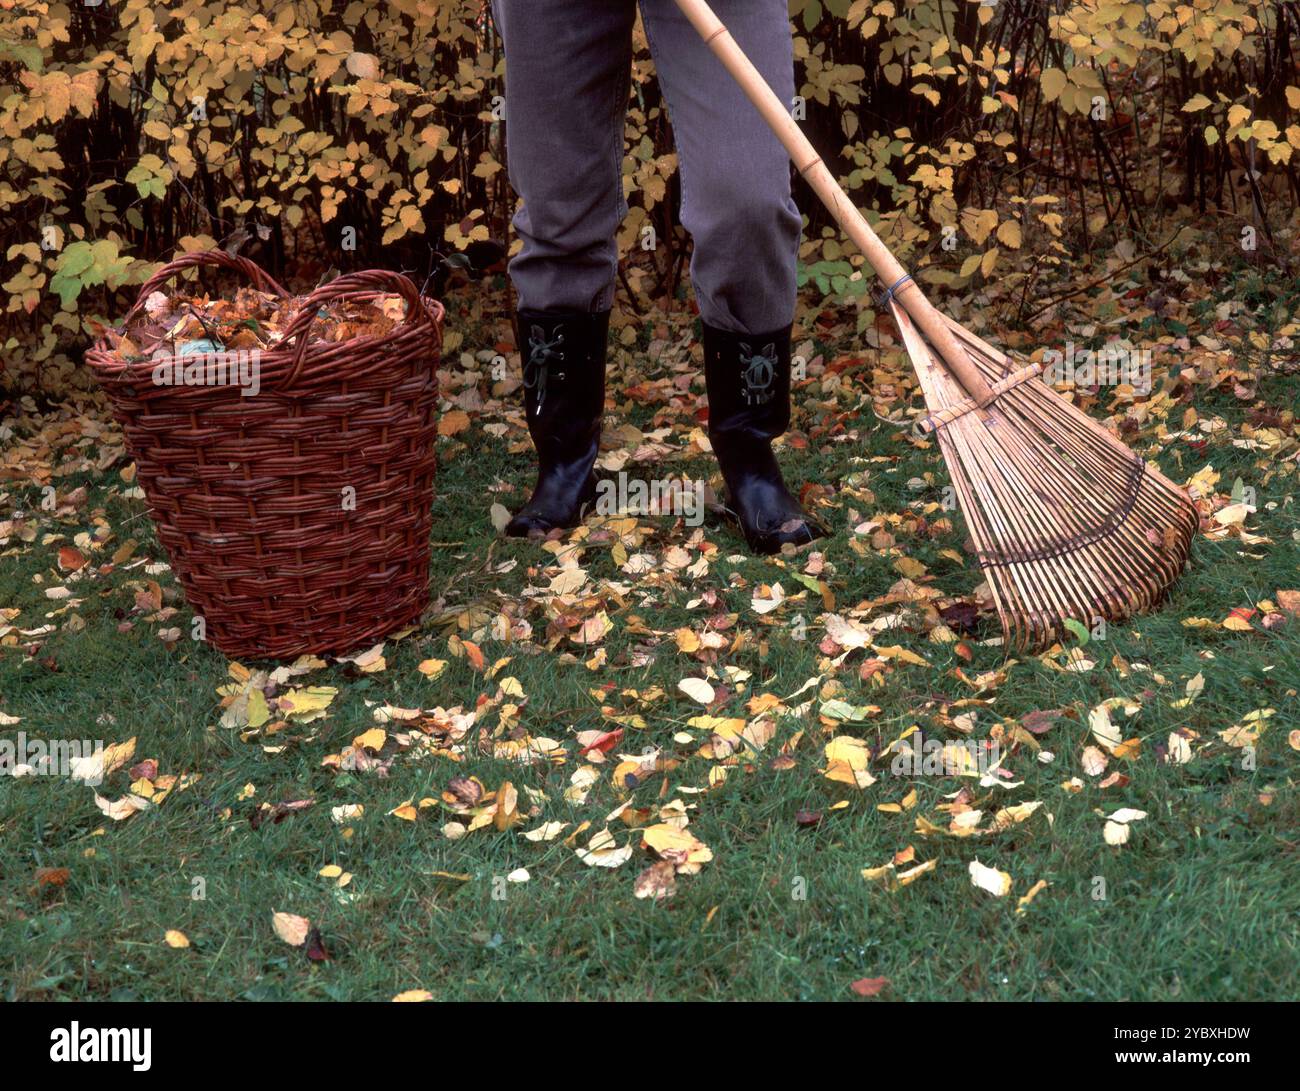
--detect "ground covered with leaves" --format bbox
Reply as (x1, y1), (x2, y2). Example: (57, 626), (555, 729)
(2, 254), (1299, 1001)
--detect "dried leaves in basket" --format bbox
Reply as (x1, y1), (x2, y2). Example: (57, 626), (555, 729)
(98, 286), (412, 362)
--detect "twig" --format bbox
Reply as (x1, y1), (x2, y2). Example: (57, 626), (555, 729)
(1022, 226), (1189, 324)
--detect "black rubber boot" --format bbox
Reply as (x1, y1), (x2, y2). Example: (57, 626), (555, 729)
(703, 323), (826, 554)
(506, 310), (609, 537)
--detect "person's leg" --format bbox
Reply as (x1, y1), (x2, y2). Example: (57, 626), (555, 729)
(639, 0), (822, 553)
(638, 0), (800, 332)
(494, 0), (637, 315)
(492, 1), (636, 535)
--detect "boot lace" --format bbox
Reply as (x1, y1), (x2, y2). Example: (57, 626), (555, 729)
(523, 324), (566, 415)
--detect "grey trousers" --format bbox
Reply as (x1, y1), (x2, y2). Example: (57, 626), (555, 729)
(492, 0), (801, 334)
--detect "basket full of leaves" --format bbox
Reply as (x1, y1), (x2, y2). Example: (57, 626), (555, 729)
(85, 250), (444, 660)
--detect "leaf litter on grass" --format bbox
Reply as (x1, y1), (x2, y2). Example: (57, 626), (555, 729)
(2, 263), (1298, 1000)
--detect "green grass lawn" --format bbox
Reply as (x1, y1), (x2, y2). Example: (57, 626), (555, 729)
(2, 272), (1298, 1001)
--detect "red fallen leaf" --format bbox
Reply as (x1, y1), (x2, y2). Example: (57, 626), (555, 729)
(34, 867), (70, 888)
(1021, 708), (1070, 735)
(939, 601), (981, 633)
(461, 639), (485, 672)
(859, 658), (887, 683)
(578, 728), (623, 757)
(446, 776), (484, 806)
(705, 609), (732, 630)
(61, 486), (89, 511)
(795, 810), (822, 828)
(129, 759), (159, 781)
(790, 483), (821, 514)
(57, 546), (87, 572)
(133, 583), (162, 613)
(1228, 607), (1256, 622)
(274, 795), (314, 816)
(824, 354), (866, 375)
(634, 860), (677, 902)
(850, 976), (889, 997)
(304, 927), (330, 962)
(250, 798), (316, 830)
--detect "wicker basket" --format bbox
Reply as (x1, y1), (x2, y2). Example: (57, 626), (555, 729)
(86, 251), (444, 660)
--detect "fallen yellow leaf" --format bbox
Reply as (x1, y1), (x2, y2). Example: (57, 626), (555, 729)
(353, 727), (387, 752)
(272, 911), (310, 946)
(392, 989), (434, 1002)
(969, 859), (1012, 896)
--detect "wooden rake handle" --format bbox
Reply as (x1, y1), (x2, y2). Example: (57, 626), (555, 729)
(674, 0), (996, 406)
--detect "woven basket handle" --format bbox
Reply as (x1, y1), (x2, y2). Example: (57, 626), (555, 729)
(281, 269), (433, 386)
(120, 250), (291, 328)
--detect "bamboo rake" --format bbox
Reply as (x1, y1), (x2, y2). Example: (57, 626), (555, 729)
(676, 0), (1199, 647)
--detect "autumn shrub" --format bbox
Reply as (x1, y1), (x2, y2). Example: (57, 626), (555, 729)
(2, 0), (1297, 395)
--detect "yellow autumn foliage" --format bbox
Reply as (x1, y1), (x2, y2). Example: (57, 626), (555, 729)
(1, 0), (1293, 392)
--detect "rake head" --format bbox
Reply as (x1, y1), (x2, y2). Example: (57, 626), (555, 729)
(891, 303), (1200, 650)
